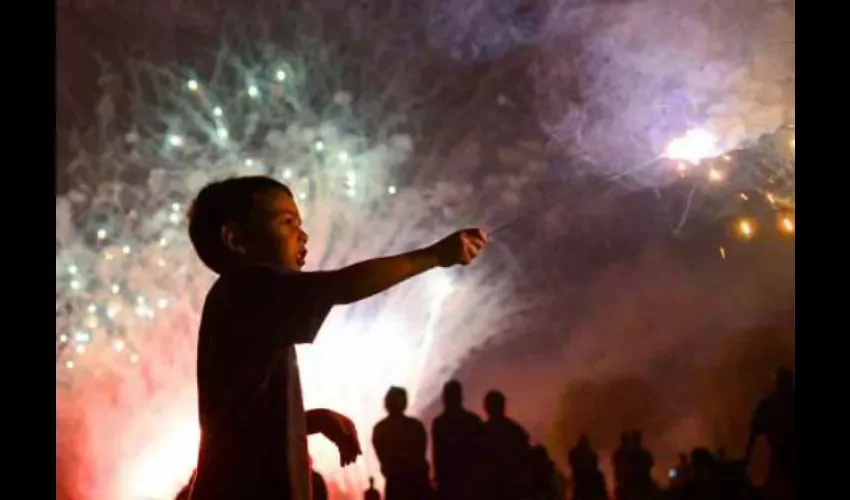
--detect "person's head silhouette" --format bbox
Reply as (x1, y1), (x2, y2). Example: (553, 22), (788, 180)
(775, 366), (793, 394)
(690, 447), (715, 478)
(578, 433), (590, 449)
(632, 430), (643, 447)
(484, 390), (506, 418)
(442, 379), (463, 410)
(384, 386), (408, 416)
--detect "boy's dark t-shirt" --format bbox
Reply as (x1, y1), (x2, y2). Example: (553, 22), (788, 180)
(190, 265), (332, 500)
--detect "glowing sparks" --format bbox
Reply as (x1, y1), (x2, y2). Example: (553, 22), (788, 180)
(664, 129), (720, 164)
(778, 215), (795, 234)
(736, 218), (755, 239)
(719, 247), (726, 260)
(707, 168), (724, 183)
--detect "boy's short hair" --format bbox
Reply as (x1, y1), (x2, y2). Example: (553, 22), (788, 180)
(188, 176), (293, 274)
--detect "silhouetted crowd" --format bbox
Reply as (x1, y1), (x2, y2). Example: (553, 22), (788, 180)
(362, 367), (793, 500)
(371, 382), (565, 500)
(176, 367), (794, 500)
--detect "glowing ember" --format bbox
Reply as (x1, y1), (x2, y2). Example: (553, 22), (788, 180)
(779, 215), (795, 234)
(707, 168), (724, 183)
(737, 218), (755, 239)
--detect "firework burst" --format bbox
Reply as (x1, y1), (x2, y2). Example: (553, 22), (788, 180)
(56, 43), (538, 500)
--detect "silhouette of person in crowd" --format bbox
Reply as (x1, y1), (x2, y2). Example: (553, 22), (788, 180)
(372, 387), (433, 500)
(746, 366), (795, 500)
(530, 444), (566, 500)
(671, 446), (760, 500)
(669, 452), (692, 491)
(481, 390), (532, 500)
(613, 430), (658, 500)
(630, 430), (657, 499)
(431, 380), (484, 500)
(364, 476), (381, 500)
(676, 447), (720, 500)
(613, 432), (633, 500)
(568, 433), (607, 500)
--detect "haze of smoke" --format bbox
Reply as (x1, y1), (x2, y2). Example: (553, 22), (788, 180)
(457, 234), (793, 477)
(533, 0), (794, 183)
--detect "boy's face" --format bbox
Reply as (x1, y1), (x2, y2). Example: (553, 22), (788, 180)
(246, 189), (308, 271)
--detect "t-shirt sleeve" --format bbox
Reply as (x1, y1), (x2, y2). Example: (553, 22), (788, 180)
(226, 264), (333, 346)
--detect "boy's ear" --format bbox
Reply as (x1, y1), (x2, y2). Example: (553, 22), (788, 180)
(221, 222), (248, 255)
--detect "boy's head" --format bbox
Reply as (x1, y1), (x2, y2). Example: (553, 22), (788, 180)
(188, 176), (308, 274)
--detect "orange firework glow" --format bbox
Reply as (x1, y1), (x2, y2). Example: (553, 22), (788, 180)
(736, 218), (756, 239)
(778, 214), (795, 234)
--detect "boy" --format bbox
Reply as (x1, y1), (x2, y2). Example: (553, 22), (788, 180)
(186, 176), (487, 499)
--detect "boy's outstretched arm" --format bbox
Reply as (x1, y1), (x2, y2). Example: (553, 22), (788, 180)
(302, 228), (486, 305)
(244, 229), (486, 345)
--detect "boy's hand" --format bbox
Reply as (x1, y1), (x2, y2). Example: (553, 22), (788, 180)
(431, 228), (488, 267)
(308, 409), (362, 466)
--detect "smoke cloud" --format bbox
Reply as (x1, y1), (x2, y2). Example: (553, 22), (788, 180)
(531, 0), (794, 182)
(454, 228), (793, 482)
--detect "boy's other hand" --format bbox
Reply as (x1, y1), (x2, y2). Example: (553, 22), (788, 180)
(431, 228), (488, 267)
(311, 409), (362, 466)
